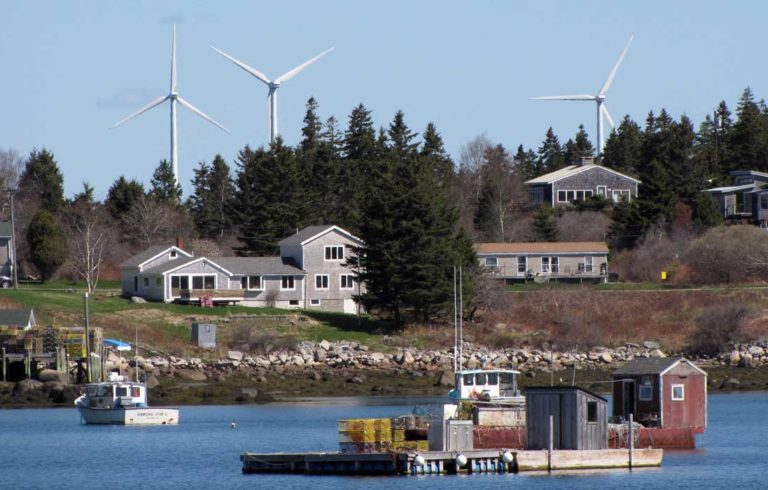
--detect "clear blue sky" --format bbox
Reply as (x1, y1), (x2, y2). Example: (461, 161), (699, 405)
(0, 1), (764, 198)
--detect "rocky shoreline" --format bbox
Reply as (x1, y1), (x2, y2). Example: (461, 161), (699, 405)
(2, 339), (768, 407)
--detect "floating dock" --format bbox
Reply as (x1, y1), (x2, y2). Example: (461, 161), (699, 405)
(241, 448), (662, 475)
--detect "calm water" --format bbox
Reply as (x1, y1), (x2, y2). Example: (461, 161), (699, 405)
(0, 393), (765, 489)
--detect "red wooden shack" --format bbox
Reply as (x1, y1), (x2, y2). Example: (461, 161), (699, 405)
(611, 357), (707, 448)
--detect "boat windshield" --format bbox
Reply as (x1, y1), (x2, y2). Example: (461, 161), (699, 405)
(463, 374), (474, 386)
(96, 385), (113, 397)
(116, 386), (128, 397)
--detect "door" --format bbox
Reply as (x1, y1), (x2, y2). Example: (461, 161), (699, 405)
(622, 380), (636, 420)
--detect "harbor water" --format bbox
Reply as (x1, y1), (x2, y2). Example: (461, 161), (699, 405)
(0, 392), (766, 489)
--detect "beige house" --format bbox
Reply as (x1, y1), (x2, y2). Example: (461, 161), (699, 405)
(120, 225), (364, 313)
(475, 242), (609, 282)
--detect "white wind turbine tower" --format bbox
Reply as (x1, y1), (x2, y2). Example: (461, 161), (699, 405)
(531, 35), (634, 156)
(210, 46), (334, 143)
(111, 25), (229, 185)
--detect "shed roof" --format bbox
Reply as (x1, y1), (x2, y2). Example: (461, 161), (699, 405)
(0, 308), (35, 327)
(215, 256), (305, 275)
(476, 242), (608, 254)
(612, 356), (706, 376)
(524, 385), (607, 402)
(525, 164), (640, 185)
(0, 221), (11, 238)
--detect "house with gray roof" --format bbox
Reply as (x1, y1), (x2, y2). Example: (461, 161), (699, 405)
(120, 225), (364, 313)
(526, 162), (640, 207)
(0, 308), (36, 330)
(705, 170), (768, 225)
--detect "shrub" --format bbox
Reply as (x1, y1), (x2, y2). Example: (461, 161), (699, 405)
(682, 225), (768, 284)
(686, 304), (750, 356)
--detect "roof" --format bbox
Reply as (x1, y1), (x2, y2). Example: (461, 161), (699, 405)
(475, 242), (609, 254)
(612, 356), (706, 376)
(215, 256), (306, 275)
(141, 256), (201, 275)
(525, 164), (641, 185)
(524, 385), (607, 402)
(0, 221), (11, 238)
(731, 169), (768, 180)
(705, 183), (755, 194)
(0, 308), (34, 327)
(277, 225), (362, 247)
(120, 246), (191, 269)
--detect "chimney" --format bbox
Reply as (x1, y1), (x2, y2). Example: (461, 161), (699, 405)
(580, 156), (594, 167)
(175, 237), (184, 250)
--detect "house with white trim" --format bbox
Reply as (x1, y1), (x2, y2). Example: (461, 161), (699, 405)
(120, 225), (364, 313)
(526, 163), (640, 207)
(476, 242), (609, 282)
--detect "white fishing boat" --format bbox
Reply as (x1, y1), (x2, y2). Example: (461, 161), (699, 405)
(447, 368), (524, 404)
(74, 338), (178, 425)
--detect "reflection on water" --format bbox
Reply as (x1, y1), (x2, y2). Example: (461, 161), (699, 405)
(0, 393), (765, 489)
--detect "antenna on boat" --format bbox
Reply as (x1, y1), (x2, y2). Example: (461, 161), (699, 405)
(458, 266), (463, 372)
(453, 266), (457, 373)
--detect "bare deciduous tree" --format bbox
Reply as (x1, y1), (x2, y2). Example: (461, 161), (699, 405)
(64, 200), (115, 293)
(458, 134), (493, 205)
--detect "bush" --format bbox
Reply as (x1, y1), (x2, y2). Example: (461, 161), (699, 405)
(686, 304), (750, 356)
(682, 225), (768, 284)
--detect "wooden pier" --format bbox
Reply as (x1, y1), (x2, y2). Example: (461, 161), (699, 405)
(241, 448), (663, 475)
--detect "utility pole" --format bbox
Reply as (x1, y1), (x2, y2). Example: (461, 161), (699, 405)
(84, 292), (91, 383)
(5, 188), (17, 289)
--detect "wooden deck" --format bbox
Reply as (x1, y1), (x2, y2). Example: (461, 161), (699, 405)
(241, 448), (663, 475)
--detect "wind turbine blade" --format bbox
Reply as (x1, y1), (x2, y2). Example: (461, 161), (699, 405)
(531, 94), (596, 101)
(110, 95), (169, 128)
(599, 35), (634, 96)
(601, 105), (615, 128)
(211, 46), (271, 85)
(171, 24), (177, 93)
(274, 47), (334, 84)
(177, 96), (230, 133)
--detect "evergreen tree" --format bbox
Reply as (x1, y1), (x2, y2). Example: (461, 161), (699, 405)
(105, 176), (145, 222)
(343, 104), (376, 161)
(149, 160), (182, 205)
(730, 87), (768, 171)
(71, 182), (95, 205)
(27, 208), (68, 281)
(514, 144), (539, 180)
(188, 154), (235, 239)
(608, 200), (646, 250)
(529, 206), (559, 242)
(17, 148), (65, 212)
(300, 97), (323, 153)
(537, 127), (565, 173)
(563, 125), (594, 165)
(602, 115), (642, 174)
(420, 122), (454, 185)
(387, 110), (419, 160)
(690, 191), (723, 230)
(234, 139), (305, 256)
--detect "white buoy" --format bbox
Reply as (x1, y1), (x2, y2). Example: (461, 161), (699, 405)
(456, 454), (467, 467)
(414, 454), (425, 466)
(502, 451), (514, 464)
(231, 421), (237, 428)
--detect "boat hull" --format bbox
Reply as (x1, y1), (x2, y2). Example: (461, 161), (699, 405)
(77, 406), (179, 425)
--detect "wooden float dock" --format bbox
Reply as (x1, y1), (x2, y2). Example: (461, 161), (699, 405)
(241, 448), (663, 475)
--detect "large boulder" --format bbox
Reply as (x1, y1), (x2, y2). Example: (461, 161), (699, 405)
(729, 351), (741, 366)
(130, 296), (147, 304)
(176, 369), (207, 381)
(599, 352), (613, 364)
(643, 341), (660, 350)
(38, 369), (68, 383)
(319, 340), (331, 351)
(227, 351), (244, 362)
(14, 379), (44, 394)
(649, 349), (666, 359)
(314, 349), (327, 362)
(144, 374), (160, 389)
(435, 370), (455, 387)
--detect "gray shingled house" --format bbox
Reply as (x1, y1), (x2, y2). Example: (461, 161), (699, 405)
(0, 308), (36, 330)
(705, 170), (768, 225)
(120, 225), (363, 313)
(526, 162), (640, 207)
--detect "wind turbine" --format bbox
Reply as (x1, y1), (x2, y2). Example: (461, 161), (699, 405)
(210, 45), (334, 143)
(531, 35), (634, 156)
(111, 25), (229, 185)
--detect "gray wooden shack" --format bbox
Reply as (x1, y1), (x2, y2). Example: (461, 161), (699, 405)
(525, 386), (608, 450)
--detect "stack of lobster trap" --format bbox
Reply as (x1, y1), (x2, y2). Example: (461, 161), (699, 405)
(338, 415), (430, 454)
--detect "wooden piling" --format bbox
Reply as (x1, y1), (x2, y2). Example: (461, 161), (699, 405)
(628, 414), (634, 470)
(548, 414), (554, 472)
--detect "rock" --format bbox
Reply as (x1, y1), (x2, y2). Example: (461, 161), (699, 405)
(358, 345), (369, 352)
(370, 352), (385, 362)
(349, 376), (365, 384)
(435, 370), (455, 387)
(599, 352), (613, 363)
(38, 369), (67, 383)
(649, 349), (666, 358)
(748, 346), (765, 356)
(319, 340), (331, 351)
(314, 349), (327, 362)
(739, 353), (753, 368)
(227, 351), (244, 361)
(729, 351), (741, 366)
(310, 371), (322, 381)
(130, 296), (147, 303)
(720, 377), (741, 389)
(14, 379), (44, 393)
(643, 341), (660, 350)
(292, 356), (305, 367)
(402, 351), (415, 365)
(176, 369), (207, 381)
(144, 374), (159, 389)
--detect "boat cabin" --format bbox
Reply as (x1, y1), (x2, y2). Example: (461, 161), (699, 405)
(84, 373), (148, 409)
(612, 357), (707, 430)
(448, 369), (522, 402)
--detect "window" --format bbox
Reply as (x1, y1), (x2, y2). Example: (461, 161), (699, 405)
(487, 373), (498, 385)
(340, 274), (355, 289)
(116, 387), (128, 397)
(170, 250), (177, 258)
(543, 257), (558, 273)
(612, 189), (631, 202)
(517, 256), (527, 273)
(315, 274), (329, 290)
(289, 300), (299, 306)
(596, 186), (606, 197)
(325, 245), (344, 261)
(639, 376), (653, 401)
(143, 278), (149, 287)
(761, 194), (768, 210)
(551, 257), (559, 273)
(310, 299), (321, 306)
(134, 276), (138, 292)
(171, 275), (189, 290)
(192, 275), (216, 290)
(541, 257), (550, 273)
(485, 257), (498, 268)
(584, 256), (593, 273)
(672, 384), (685, 401)
(463, 374), (474, 386)
(475, 373), (487, 385)
(557, 190), (567, 202)
(241, 276), (262, 290)
(587, 401), (598, 422)
(281, 276), (295, 290)
(155, 278), (162, 287)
